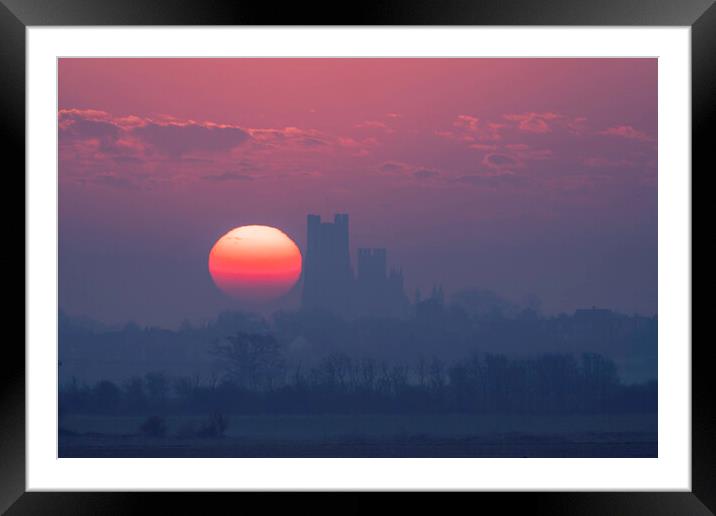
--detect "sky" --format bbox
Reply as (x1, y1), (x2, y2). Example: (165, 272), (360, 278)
(58, 58), (657, 328)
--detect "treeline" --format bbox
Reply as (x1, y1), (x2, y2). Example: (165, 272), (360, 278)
(59, 299), (658, 386)
(59, 333), (656, 416)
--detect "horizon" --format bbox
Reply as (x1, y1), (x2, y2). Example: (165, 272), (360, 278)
(59, 293), (658, 333)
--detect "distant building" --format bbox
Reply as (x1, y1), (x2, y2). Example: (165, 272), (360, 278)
(354, 248), (409, 317)
(301, 214), (408, 318)
(302, 213), (353, 315)
(414, 285), (445, 322)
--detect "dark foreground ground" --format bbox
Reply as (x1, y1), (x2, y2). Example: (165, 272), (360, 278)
(60, 432), (657, 458)
(59, 413), (657, 458)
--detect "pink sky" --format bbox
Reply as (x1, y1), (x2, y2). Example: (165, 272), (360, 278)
(59, 58), (657, 327)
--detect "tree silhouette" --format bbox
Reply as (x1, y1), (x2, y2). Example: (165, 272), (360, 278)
(212, 332), (285, 391)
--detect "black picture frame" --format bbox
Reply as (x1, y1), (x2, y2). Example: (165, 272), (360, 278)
(2, 0), (708, 513)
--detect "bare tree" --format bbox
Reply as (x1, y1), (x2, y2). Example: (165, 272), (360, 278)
(212, 332), (285, 391)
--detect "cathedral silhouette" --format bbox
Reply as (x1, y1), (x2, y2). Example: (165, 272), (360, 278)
(302, 213), (409, 317)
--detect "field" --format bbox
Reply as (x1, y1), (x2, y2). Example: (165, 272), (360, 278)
(59, 413), (657, 458)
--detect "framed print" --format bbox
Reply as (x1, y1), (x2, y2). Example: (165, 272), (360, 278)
(3, 0), (710, 513)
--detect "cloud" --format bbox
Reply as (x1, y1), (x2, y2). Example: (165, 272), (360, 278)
(91, 172), (139, 190)
(480, 146), (551, 171)
(59, 109), (348, 163)
(247, 127), (343, 152)
(59, 108), (252, 158)
(567, 116), (588, 135)
(439, 112), (588, 158)
(379, 161), (410, 174)
(598, 125), (653, 142)
(437, 115), (504, 143)
(583, 157), (638, 168)
(506, 144), (552, 161)
(203, 171), (255, 182)
(483, 153), (517, 168)
(469, 143), (498, 151)
(502, 112), (593, 138)
(455, 171), (524, 188)
(299, 136), (328, 147)
(133, 122), (250, 157)
(503, 112), (562, 133)
(454, 115), (480, 132)
(59, 109), (368, 188)
(111, 156), (144, 165)
(378, 161), (441, 182)
(356, 120), (393, 132)
(59, 110), (121, 151)
(413, 169), (439, 180)
(436, 112), (581, 178)
(61, 117), (119, 141)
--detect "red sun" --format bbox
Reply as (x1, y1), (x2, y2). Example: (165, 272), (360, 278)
(208, 225), (302, 302)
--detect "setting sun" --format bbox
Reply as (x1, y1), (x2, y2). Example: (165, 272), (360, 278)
(208, 225), (302, 302)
